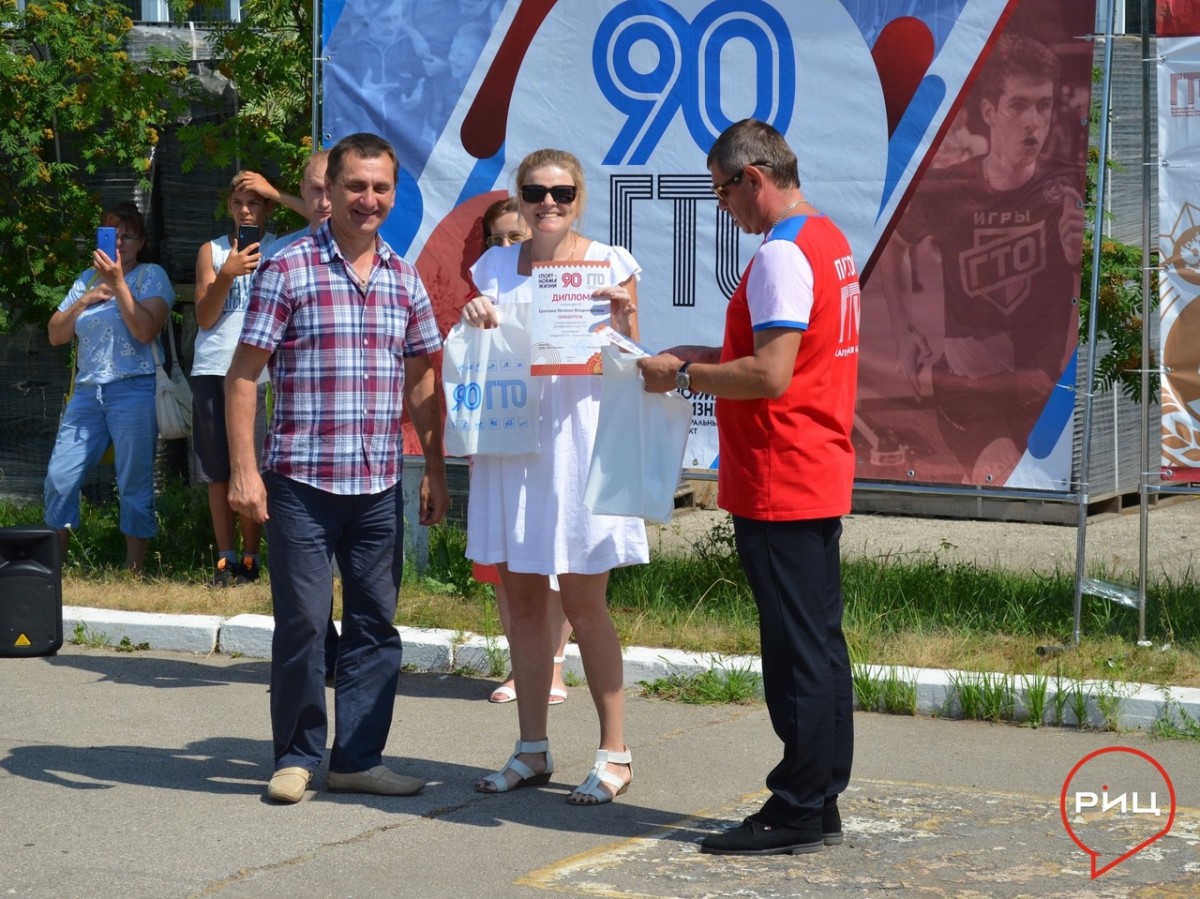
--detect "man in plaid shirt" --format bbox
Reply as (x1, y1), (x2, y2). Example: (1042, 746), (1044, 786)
(226, 132), (449, 804)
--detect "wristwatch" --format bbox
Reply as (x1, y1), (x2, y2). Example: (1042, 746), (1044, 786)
(675, 361), (692, 393)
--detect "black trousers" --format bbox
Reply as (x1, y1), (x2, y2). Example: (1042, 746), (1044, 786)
(733, 515), (854, 830)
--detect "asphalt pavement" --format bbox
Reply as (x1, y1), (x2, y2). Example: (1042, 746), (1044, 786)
(5, 502), (1200, 897)
(3, 643), (1198, 899)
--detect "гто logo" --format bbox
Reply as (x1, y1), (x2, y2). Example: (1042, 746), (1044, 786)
(1060, 747), (1176, 878)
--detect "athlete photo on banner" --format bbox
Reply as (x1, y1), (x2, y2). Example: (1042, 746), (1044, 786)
(321, 0), (1096, 486)
(859, 1), (1094, 490)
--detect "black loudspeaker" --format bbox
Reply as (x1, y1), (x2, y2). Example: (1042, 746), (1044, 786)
(0, 525), (63, 657)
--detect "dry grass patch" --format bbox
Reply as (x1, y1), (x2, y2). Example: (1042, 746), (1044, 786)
(63, 571), (274, 617)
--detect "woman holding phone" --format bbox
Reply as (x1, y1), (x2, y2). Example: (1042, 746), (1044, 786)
(192, 172), (276, 586)
(44, 203), (175, 571)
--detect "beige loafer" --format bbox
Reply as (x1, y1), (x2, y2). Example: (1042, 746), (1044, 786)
(326, 765), (425, 796)
(267, 766), (313, 803)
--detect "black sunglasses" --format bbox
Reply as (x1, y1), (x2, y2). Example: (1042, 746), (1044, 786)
(520, 184), (578, 204)
(484, 231), (527, 248)
(712, 161), (773, 199)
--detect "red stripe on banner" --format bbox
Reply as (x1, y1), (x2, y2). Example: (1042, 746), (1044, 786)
(862, 0), (1022, 285)
(461, 0), (560, 159)
(872, 17), (935, 137)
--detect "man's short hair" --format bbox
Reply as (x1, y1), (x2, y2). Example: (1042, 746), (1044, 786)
(706, 119), (801, 190)
(302, 150), (329, 182)
(977, 33), (1061, 109)
(327, 133), (399, 185)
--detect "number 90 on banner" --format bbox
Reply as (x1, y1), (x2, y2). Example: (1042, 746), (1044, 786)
(594, 0), (795, 165)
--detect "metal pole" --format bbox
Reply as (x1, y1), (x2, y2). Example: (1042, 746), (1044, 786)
(1136, 0), (1152, 645)
(1073, 0), (1119, 647)
(311, 0), (321, 151)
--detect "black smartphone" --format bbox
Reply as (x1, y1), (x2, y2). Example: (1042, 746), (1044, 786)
(237, 224), (261, 250)
(97, 226), (117, 260)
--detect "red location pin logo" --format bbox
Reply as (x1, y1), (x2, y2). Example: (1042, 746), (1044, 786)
(1060, 747), (1176, 879)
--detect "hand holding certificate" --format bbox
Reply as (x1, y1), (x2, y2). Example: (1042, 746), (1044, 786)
(529, 259), (615, 375)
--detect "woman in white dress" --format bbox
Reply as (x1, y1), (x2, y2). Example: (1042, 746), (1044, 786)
(463, 148), (647, 805)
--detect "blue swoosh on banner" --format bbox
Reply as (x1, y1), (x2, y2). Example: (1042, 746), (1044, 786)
(379, 168), (423, 256)
(382, 152), (507, 256)
(878, 75), (945, 219)
(1027, 350), (1078, 460)
(456, 150), (507, 206)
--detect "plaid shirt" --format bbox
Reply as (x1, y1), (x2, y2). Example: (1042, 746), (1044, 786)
(240, 222), (442, 495)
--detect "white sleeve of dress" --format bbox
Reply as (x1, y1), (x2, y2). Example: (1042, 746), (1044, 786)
(469, 246), (502, 299)
(606, 244), (642, 285)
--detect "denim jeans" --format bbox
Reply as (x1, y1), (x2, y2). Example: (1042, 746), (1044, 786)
(44, 374), (157, 537)
(264, 473), (405, 773)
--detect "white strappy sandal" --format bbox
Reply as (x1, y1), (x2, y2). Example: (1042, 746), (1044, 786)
(567, 747), (632, 805)
(549, 655), (568, 706)
(474, 739), (554, 793)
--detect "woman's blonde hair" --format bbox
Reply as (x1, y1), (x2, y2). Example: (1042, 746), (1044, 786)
(515, 148), (587, 220)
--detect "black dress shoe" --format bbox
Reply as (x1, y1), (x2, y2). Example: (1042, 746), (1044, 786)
(823, 799), (843, 845)
(700, 816), (824, 856)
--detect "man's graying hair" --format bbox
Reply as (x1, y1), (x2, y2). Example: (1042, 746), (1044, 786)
(707, 119), (801, 189)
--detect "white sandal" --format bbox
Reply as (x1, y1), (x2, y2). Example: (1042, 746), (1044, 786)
(567, 748), (632, 805)
(475, 739), (554, 793)
(549, 655), (568, 706)
(488, 683), (517, 704)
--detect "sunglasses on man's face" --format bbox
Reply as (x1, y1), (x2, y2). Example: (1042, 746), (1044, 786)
(484, 231), (528, 248)
(520, 184), (578, 204)
(711, 160), (774, 199)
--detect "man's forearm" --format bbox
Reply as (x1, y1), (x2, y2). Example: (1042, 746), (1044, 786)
(404, 360), (445, 469)
(226, 373), (260, 477)
(225, 344), (270, 475)
(666, 344), (722, 365)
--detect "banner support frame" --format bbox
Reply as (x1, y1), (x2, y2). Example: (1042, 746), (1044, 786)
(1073, 0), (1119, 648)
(311, 0), (321, 151)
(1136, 0), (1153, 647)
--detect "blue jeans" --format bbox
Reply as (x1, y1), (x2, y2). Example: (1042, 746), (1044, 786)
(264, 473), (405, 774)
(44, 375), (157, 538)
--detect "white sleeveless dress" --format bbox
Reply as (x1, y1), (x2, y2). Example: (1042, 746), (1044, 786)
(465, 241), (650, 575)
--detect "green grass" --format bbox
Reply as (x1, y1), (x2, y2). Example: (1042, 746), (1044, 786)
(640, 659), (761, 704)
(7, 489), (1200, 690)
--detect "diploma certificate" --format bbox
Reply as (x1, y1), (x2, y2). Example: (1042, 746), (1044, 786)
(529, 260), (612, 375)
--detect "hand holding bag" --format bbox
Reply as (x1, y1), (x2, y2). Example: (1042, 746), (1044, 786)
(584, 345), (692, 523)
(442, 303), (539, 456)
(154, 319), (192, 440)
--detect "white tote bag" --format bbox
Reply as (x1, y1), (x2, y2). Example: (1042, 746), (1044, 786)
(584, 345), (692, 523)
(442, 304), (539, 456)
(154, 319), (192, 440)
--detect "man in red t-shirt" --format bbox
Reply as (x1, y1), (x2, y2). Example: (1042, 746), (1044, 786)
(640, 118), (859, 856)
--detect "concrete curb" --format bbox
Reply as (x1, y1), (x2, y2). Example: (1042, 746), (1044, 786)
(62, 605), (1200, 733)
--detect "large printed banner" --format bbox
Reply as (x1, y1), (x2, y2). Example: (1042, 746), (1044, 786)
(1158, 3), (1200, 483)
(322, 0), (1094, 490)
